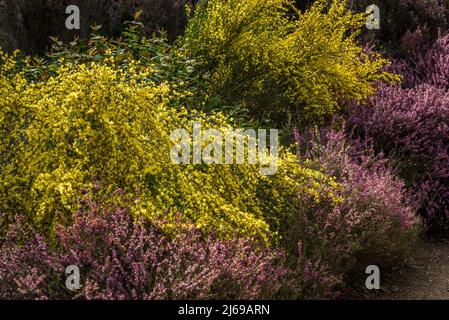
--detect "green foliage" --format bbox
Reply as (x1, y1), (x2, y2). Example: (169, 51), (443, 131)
(184, 0), (397, 127)
(20, 18), (202, 110)
(0, 52), (340, 243)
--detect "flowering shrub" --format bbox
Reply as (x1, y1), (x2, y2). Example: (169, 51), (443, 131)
(0, 218), (65, 300)
(0, 196), (291, 300)
(297, 0), (448, 56)
(0, 52), (340, 242)
(184, 0), (395, 125)
(348, 34), (449, 229)
(0, 55), (256, 239)
(397, 33), (449, 89)
(0, 149), (419, 300)
(288, 129), (418, 296)
(348, 85), (449, 228)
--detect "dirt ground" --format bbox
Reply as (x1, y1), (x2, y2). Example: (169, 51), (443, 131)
(354, 238), (449, 300)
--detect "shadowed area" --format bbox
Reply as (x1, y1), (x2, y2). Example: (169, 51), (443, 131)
(0, 0), (193, 54)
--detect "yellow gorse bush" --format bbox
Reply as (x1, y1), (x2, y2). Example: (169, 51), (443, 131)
(0, 52), (341, 242)
(185, 0), (397, 122)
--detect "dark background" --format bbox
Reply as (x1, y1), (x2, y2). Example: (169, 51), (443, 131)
(0, 0), (447, 56)
(0, 0), (193, 54)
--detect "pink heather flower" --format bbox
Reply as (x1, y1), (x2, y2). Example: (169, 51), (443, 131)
(0, 196), (293, 300)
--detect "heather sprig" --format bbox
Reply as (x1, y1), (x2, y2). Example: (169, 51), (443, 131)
(348, 40), (449, 228)
(0, 196), (293, 300)
(288, 129), (418, 296)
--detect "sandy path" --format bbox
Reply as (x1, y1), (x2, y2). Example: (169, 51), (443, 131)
(358, 238), (449, 300)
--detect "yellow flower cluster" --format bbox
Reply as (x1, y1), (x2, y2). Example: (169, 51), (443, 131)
(185, 0), (398, 121)
(0, 54), (341, 242)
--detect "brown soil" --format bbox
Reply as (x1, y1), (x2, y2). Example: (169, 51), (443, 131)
(356, 238), (449, 300)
